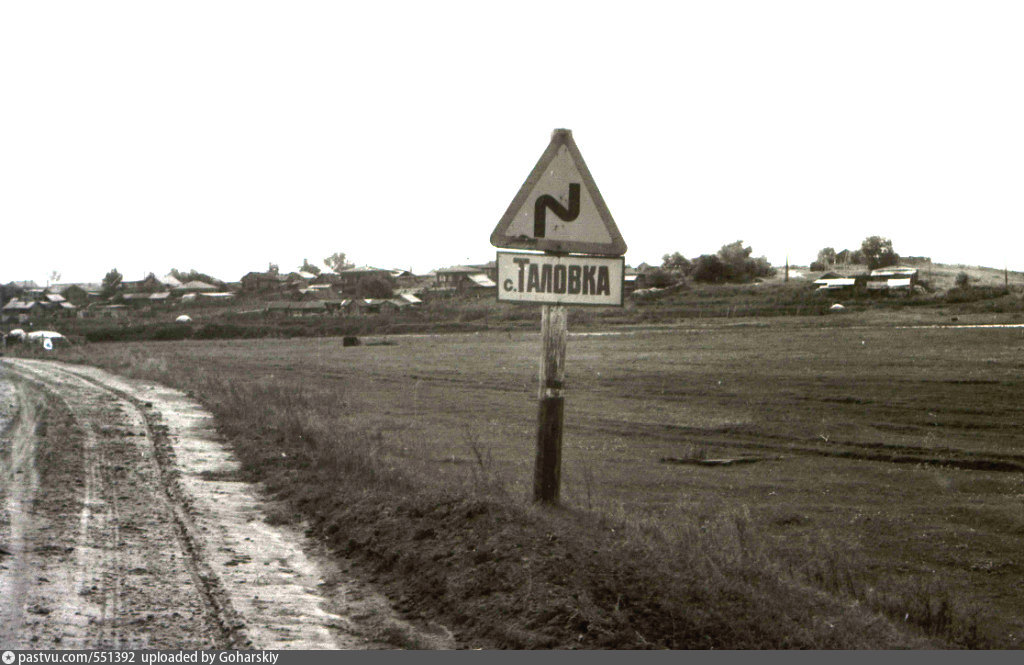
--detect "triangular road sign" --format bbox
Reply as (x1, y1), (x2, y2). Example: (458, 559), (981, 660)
(491, 129), (626, 256)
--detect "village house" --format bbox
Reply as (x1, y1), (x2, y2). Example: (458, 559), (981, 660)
(240, 271), (289, 293)
(173, 280), (219, 294)
(123, 274), (173, 293)
(335, 266), (396, 293)
(433, 265), (497, 292)
(311, 272), (343, 287)
(2, 298), (37, 324)
(51, 283), (103, 306)
(813, 266), (919, 295)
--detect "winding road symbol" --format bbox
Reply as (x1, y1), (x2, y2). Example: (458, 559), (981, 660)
(534, 183), (580, 238)
(491, 129), (626, 256)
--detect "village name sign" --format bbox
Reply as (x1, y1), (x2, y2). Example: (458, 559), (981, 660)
(491, 129), (627, 503)
(491, 128), (626, 306)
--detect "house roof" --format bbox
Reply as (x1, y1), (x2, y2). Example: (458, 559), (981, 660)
(3, 298), (36, 311)
(266, 301), (326, 310)
(51, 283), (102, 294)
(398, 293), (422, 304)
(468, 274), (496, 288)
(174, 280), (218, 291)
(814, 278), (856, 288)
(338, 265), (390, 275)
(243, 271), (288, 281)
(869, 266), (918, 277)
(44, 293), (66, 303)
(435, 265), (481, 274)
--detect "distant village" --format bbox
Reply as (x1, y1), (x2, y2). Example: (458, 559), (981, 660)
(0, 259), (667, 326)
(1, 248), (932, 326)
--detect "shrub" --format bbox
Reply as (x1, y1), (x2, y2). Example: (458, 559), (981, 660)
(645, 268), (679, 288)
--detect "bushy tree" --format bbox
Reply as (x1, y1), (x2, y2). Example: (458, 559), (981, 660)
(171, 268), (223, 286)
(750, 255), (776, 279)
(691, 254), (728, 283)
(954, 271), (970, 289)
(645, 268), (678, 288)
(689, 241), (775, 283)
(816, 247), (836, 267)
(860, 236), (899, 270)
(661, 252), (691, 276)
(357, 276), (393, 299)
(300, 259), (321, 275)
(101, 268), (122, 297)
(324, 252), (353, 273)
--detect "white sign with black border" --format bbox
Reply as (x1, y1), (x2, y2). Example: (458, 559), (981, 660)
(496, 251), (624, 306)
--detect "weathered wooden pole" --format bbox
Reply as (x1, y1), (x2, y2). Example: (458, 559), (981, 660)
(534, 303), (568, 504)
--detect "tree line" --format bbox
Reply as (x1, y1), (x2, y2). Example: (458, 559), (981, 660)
(811, 236), (899, 271)
(653, 240), (777, 286)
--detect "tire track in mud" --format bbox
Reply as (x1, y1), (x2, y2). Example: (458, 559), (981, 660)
(571, 415), (1024, 473)
(1, 362), (224, 649)
(0, 380), (40, 644)
(2, 359), (455, 650)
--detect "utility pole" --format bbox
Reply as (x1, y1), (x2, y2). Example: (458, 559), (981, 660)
(785, 256), (789, 283)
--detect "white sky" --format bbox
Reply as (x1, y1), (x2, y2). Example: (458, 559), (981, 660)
(2, 1), (1022, 285)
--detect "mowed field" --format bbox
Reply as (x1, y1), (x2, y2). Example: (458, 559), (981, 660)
(69, 319), (1024, 646)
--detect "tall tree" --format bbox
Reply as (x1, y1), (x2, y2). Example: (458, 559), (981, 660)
(324, 252), (353, 273)
(661, 251), (691, 275)
(860, 236), (899, 270)
(170, 268), (223, 286)
(691, 241), (775, 283)
(816, 247), (837, 266)
(101, 268), (122, 298)
(300, 259), (322, 275)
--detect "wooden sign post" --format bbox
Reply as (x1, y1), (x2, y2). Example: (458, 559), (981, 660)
(535, 304), (568, 503)
(491, 129), (626, 505)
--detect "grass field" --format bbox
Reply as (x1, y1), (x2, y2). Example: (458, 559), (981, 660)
(51, 314), (1024, 648)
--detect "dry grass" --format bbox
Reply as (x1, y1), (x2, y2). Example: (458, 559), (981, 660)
(48, 318), (1024, 648)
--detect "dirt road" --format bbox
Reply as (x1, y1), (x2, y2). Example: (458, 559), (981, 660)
(0, 358), (452, 650)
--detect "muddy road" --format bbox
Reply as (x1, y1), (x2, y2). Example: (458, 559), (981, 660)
(0, 358), (452, 650)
